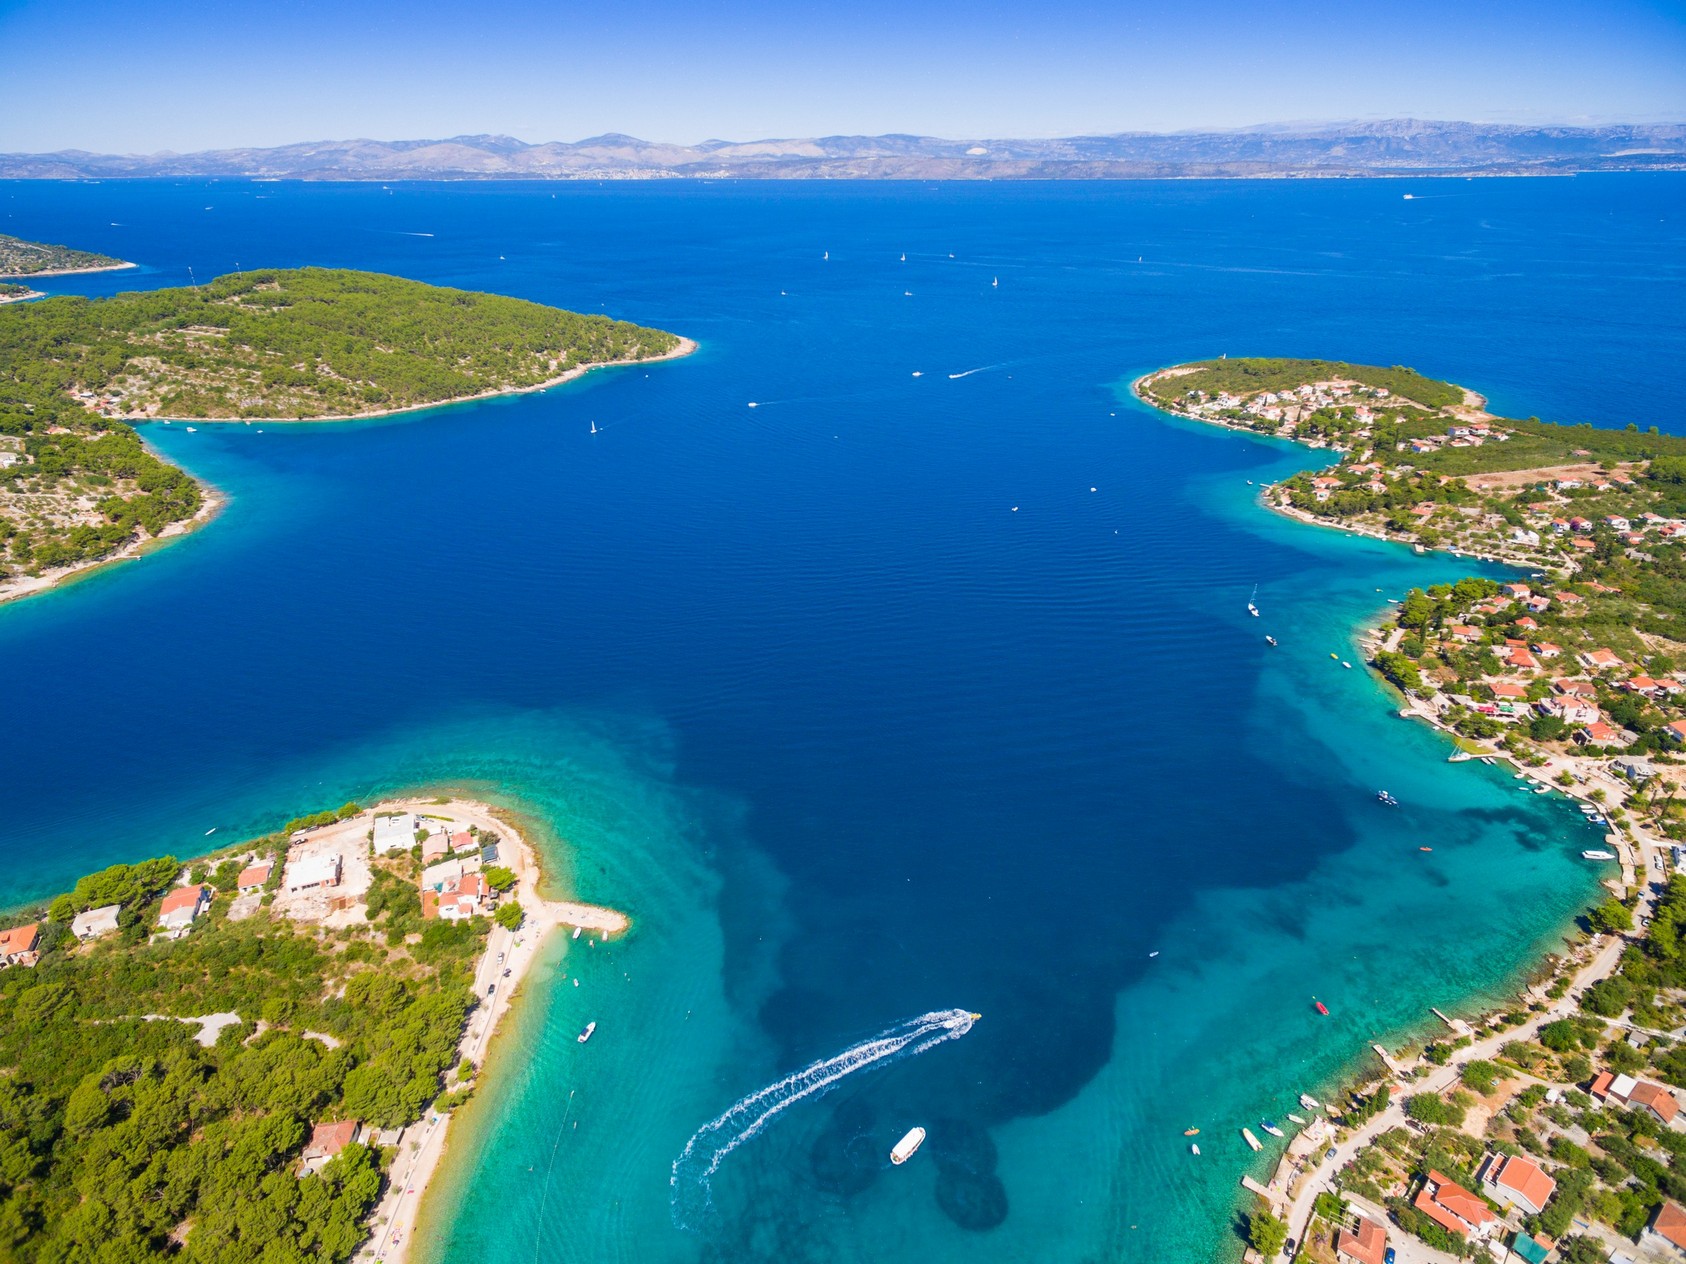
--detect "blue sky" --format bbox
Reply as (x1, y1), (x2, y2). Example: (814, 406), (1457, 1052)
(2, 0), (1683, 150)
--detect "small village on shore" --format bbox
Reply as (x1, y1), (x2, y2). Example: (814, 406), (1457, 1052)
(1139, 360), (1686, 1264)
(0, 796), (626, 1264)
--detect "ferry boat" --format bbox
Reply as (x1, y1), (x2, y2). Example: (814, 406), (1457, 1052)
(1241, 1128), (1263, 1152)
(890, 1126), (926, 1165)
(1260, 1120), (1285, 1138)
(1299, 1093), (1321, 1110)
(1582, 849), (1617, 861)
(577, 1021), (596, 1043)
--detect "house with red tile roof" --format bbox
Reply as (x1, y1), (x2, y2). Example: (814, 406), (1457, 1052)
(1335, 1215), (1388, 1264)
(237, 860), (273, 894)
(1481, 1153), (1556, 1216)
(1505, 647), (1539, 671)
(421, 872), (491, 922)
(157, 884), (212, 933)
(1576, 721), (1623, 747)
(1490, 682), (1529, 700)
(1553, 678), (1597, 697)
(1540, 697), (1600, 726)
(0, 923), (42, 968)
(1646, 1200), (1686, 1258)
(299, 1120), (361, 1175)
(1515, 616), (1539, 631)
(1591, 1072), (1680, 1124)
(1532, 642), (1562, 659)
(1414, 1170), (1496, 1238)
(1666, 719), (1686, 745)
(1449, 625), (1481, 643)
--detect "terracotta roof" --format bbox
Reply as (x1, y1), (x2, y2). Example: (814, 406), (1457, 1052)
(0, 923), (41, 955)
(1628, 1081), (1679, 1123)
(1415, 1170), (1494, 1236)
(1591, 1070), (1615, 1098)
(304, 1119), (360, 1159)
(1335, 1215), (1388, 1264)
(1655, 1201), (1686, 1250)
(159, 885), (209, 917)
(237, 861), (272, 889)
(1490, 1154), (1556, 1211)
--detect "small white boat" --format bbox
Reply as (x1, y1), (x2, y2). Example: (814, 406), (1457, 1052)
(1582, 849), (1617, 861)
(1341, 661), (1352, 670)
(1242, 1128), (1262, 1152)
(1260, 1120), (1285, 1138)
(185, 426), (197, 432)
(1287, 1113), (1306, 1125)
(1247, 604), (1260, 617)
(1265, 635), (1277, 647)
(572, 926), (582, 939)
(590, 421), (598, 434)
(991, 277), (998, 287)
(204, 827), (217, 836)
(823, 251), (829, 260)
(577, 1021), (596, 1043)
(1190, 1143), (1200, 1156)
(1299, 1093), (1320, 1109)
(900, 253), (907, 262)
(890, 1126), (926, 1165)
(911, 371), (923, 377)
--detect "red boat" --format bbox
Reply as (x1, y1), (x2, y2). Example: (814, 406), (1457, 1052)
(1314, 1000), (1329, 1016)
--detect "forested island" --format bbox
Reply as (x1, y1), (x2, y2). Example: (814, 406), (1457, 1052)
(0, 233), (129, 278)
(0, 267), (687, 601)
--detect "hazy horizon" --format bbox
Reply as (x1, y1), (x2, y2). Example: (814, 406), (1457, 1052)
(2, 0), (1682, 153)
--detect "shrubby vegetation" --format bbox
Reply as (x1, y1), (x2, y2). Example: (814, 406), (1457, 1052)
(1140, 357), (1464, 410)
(0, 824), (493, 1262)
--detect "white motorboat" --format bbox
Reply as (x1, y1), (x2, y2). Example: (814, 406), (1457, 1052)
(578, 1021), (597, 1043)
(1242, 1128), (1262, 1152)
(891, 1126), (926, 1165)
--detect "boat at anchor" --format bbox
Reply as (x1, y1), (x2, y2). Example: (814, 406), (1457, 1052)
(890, 1127), (926, 1165)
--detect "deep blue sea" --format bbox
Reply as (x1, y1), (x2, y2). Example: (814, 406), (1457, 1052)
(2, 176), (1682, 1262)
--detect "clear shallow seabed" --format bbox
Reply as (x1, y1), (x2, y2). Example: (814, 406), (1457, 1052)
(1, 177), (1682, 1262)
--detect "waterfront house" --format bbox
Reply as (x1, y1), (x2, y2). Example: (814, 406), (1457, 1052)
(1414, 1170), (1496, 1238)
(283, 853), (341, 892)
(421, 871), (490, 922)
(1591, 1072), (1680, 1124)
(1334, 1215), (1388, 1264)
(237, 860), (273, 894)
(371, 812), (416, 854)
(420, 855), (483, 892)
(0, 923), (42, 968)
(1541, 697), (1600, 726)
(1613, 755), (1657, 782)
(70, 904), (121, 940)
(157, 885), (211, 933)
(299, 1120), (361, 1175)
(1480, 1153), (1556, 1216)
(1645, 1201), (1686, 1258)
(1575, 721), (1628, 747)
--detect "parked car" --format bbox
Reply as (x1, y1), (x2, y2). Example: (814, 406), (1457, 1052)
(1383, 1249), (1395, 1264)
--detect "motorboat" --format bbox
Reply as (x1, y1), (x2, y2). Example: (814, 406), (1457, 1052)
(1299, 1093), (1321, 1110)
(577, 1021), (596, 1043)
(1313, 999), (1330, 1016)
(1261, 1120), (1285, 1138)
(1582, 849), (1617, 861)
(1377, 791), (1399, 806)
(1242, 1128), (1262, 1152)
(891, 1126), (926, 1165)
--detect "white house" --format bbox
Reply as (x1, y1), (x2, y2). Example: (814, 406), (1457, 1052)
(371, 813), (416, 854)
(71, 904), (121, 940)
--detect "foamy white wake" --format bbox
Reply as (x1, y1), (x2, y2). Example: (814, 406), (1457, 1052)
(670, 1008), (977, 1228)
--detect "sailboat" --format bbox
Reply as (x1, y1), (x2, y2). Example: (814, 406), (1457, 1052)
(992, 277), (999, 287)
(900, 253), (907, 262)
(590, 421), (598, 434)
(823, 251), (829, 260)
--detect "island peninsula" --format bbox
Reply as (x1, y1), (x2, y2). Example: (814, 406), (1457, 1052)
(1138, 358), (1686, 1263)
(0, 232), (134, 281)
(0, 267), (692, 605)
(0, 795), (625, 1264)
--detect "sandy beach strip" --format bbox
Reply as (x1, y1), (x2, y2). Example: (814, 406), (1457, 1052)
(0, 288), (46, 305)
(358, 798), (627, 1264)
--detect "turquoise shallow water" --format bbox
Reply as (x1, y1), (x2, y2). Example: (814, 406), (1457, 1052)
(0, 177), (1680, 1261)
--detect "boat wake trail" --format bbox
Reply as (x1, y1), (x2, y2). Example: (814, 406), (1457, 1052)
(947, 365), (996, 380)
(670, 1008), (978, 1229)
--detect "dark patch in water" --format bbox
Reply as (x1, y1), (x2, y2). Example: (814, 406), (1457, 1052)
(935, 1165), (1009, 1231)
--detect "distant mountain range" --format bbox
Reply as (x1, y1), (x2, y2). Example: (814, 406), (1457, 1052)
(4, 120), (1683, 181)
